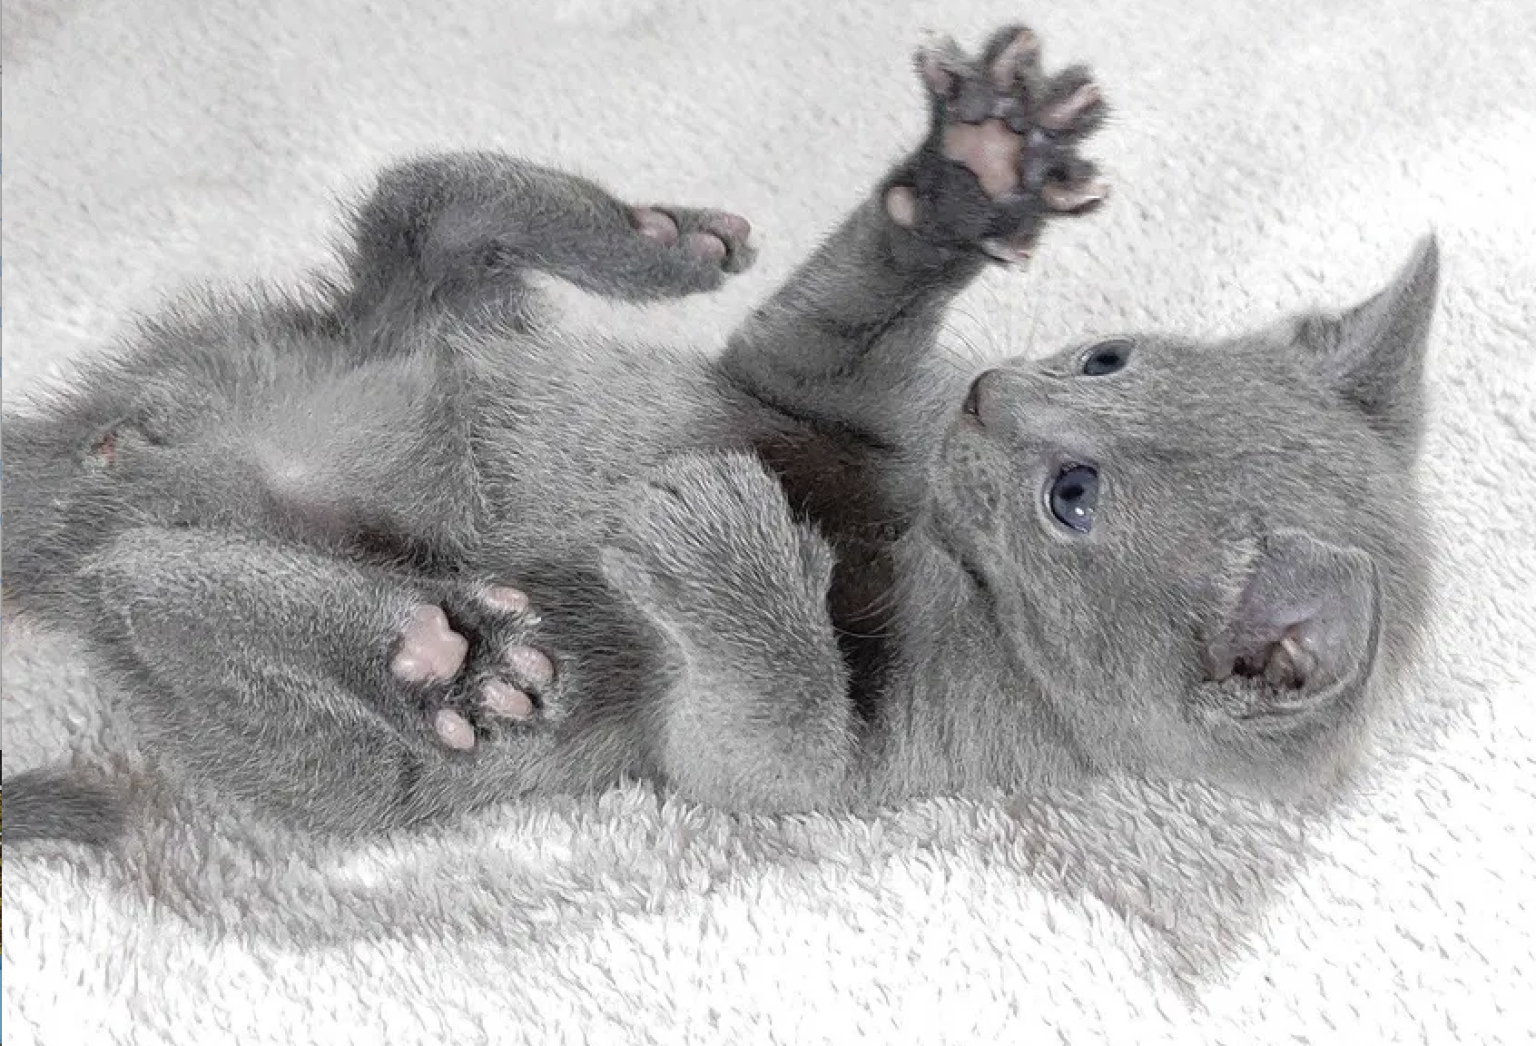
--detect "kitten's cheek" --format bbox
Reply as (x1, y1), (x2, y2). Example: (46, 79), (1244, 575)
(948, 476), (1007, 538)
(935, 437), (1006, 531)
(968, 485), (1003, 526)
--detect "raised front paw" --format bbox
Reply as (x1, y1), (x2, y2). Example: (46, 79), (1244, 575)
(389, 583), (562, 753)
(599, 453), (837, 657)
(885, 25), (1109, 263)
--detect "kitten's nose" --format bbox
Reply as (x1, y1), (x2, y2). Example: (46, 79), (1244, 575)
(962, 369), (997, 422)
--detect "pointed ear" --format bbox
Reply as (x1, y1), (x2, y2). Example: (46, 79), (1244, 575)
(1202, 530), (1383, 724)
(1296, 234), (1439, 448)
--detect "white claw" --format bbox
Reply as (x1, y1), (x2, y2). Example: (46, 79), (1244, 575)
(981, 237), (1033, 264)
(1042, 178), (1110, 213)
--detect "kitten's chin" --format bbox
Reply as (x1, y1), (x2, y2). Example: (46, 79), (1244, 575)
(910, 506), (996, 606)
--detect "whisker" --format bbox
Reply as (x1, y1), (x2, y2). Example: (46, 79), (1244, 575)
(1024, 254), (1048, 358)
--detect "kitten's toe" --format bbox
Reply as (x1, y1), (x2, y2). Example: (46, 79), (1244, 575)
(466, 643), (554, 727)
(505, 644), (556, 691)
(481, 679), (535, 721)
(1035, 65), (1108, 138)
(688, 211), (753, 271)
(480, 584), (534, 618)
(433, 708), (477, 750)
(914, 32), (968, 98)
(703, 211), (751, 245)
(631, 207), (680, 244)
(684, 231), (728, 264)
(983, 25), (1041, 93)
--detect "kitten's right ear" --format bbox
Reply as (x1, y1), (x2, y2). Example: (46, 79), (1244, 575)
(1201, 529), (1383, 727)
(1295, 234), (1439, 451)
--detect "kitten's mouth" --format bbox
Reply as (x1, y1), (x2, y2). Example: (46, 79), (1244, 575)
(960, 372), (985, 422)
(954, 547), (992, 597)
(957, 369), (1002, 432)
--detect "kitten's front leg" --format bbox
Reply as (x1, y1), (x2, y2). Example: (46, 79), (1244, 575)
(600, 454), (856, 813)
(720, 25), (1108, 445)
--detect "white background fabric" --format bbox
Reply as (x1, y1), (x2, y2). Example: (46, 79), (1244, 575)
(3, 0), (1534, 1042)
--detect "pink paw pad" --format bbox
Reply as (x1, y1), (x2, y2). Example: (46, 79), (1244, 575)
(392, 605), (468, 683)
(941, 119), (1026, 199)
(433, 708), (476, 750)
(705, 213), (751, 243)
(632, 207), (680, 244)
(684, 231), (728, 263)
(482, 679), (535, 720)
(482, 585), (532, 615)
(507, 645), (555, 688)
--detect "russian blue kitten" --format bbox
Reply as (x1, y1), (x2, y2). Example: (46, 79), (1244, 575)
(1, 26), (1435, 844)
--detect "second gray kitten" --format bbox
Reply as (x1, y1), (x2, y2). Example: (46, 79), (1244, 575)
(1, 25), (1435, 843)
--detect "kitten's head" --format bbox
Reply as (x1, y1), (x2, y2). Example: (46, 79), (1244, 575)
(932, 237), (1439, 799)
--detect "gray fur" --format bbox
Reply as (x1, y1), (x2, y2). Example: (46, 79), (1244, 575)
(2, 770), (126, 846)
(0, 26), (1435, 844)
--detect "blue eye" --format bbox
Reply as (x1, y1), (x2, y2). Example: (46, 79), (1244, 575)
(1048, 465), (1099, 533)
(1081, 339), (1133, 376)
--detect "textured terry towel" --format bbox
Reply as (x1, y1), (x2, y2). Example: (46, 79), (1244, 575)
(3, 0), (1535, 1043)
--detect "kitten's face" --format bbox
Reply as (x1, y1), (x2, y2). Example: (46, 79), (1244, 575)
(930, 239), (1438, 797)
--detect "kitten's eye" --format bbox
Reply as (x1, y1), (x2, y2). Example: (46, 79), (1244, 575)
(1081, 339), (1133, 376)
(1048, 465), (1099, 534)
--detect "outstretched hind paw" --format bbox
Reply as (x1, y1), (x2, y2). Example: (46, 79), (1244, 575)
(630, 205), (756, 274)
(389, 583), (563, 753)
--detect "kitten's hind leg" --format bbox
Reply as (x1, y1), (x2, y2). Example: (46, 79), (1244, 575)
(341, 153), (756, 335)
(75, 527), (568, 833)
(600, 453), (857, 813)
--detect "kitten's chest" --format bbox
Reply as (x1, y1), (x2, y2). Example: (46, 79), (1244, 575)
(750, 427), (919, 709)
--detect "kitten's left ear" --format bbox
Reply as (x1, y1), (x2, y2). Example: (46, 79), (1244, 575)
(1202, 530), (1383, 724)
(1296, 234), (1439, 449)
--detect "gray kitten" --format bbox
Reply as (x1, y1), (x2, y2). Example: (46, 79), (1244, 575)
(2, 26), (1435, 845)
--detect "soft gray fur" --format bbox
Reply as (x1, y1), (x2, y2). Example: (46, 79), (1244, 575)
(0, 26), (1435, 845)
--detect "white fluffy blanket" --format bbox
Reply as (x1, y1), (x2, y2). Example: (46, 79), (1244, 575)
(4, 0), (1534, 1042)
